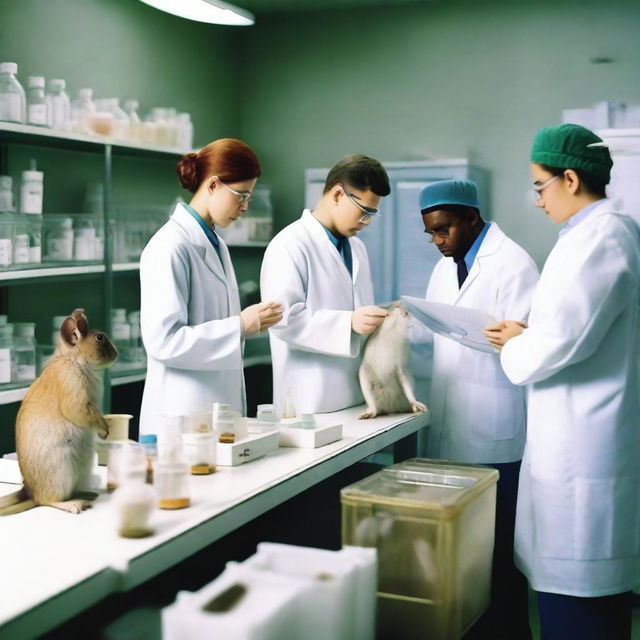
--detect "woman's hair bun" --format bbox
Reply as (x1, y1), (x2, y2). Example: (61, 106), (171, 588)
(176, 152), (200, 193)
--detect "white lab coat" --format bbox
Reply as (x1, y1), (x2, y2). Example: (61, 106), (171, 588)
(425, 222), (539, 463)
(139, 203), (245, 436)
(260, 209), (373, 415)
(500, 201), (640, 596)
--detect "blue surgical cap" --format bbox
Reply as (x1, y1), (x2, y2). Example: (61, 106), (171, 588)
(419, 179), (479, 213)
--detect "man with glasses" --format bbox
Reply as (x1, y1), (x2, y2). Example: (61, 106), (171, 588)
(260, 154), (390, 416)
(416, 179), (538, 639)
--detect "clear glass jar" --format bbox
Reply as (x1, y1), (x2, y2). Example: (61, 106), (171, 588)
(13, 214), (30, 265)
(13, 322), (36, 382)
(123, 99), (141, 142)
(0, 62), (26, 124)
(107, 441), (146, 493)
(0, 324), (16, 384)
(20, 162), (44, 215)
(51, 314), (68, 347)
(73, 216), (96, 261)
(0, 218), (13, 268)
(0, 175), (14, 212)
(155, 446), (190, 510)
(26, 76), (47, 127)
(43, 215), (73, 261)
(182, 432), (216, 475)
(111, 475), (156, 538)
(46, 78), (70, 130)
(111, 308), (131, 361)
(72, 88), (95, 134)
(24, 213), (42, 263)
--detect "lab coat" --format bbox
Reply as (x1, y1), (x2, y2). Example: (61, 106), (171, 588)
(139, 203), (245, 436)
(260, 209), (373, 415)
(425, 222), (539, 463)
(500, 201), (640, 596)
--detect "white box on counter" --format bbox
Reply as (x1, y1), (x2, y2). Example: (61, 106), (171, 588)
(216, 430), (279, 466)
(278, 421), (343, 448)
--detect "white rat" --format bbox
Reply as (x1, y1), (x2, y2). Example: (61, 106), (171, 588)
(358, 302), (427, 419)
(0, 309), (118, 515)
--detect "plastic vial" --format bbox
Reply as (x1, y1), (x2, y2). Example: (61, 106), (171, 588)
(111, 308), (131, 360)
(72, 88), (95, 134)
(44, 216), (73, 261)
(46, 79), (70, 129)
(0, 62), (26, 124)
(175, 112), (194, 152)
(155, 445), (191, 510)
(0, 175), (14, 212)
(182, 431), (216, 475)
(13, 214), (30, 265)
(0, 324), (16, 384)
(139, 434), (158, 484)
(13, 322), (36, 382)
(123, 99), (141, 142)
(26, 76), (47, 127)
(20, 159), (44, 214)
(107, 441), (146, 493)
(112, 472), (156, 538)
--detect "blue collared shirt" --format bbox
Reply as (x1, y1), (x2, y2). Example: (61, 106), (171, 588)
(321, 225), (352, 276)
(464, 221), (491, 272)
(182, 203), (222, 262)
(559, 199), (607, 236)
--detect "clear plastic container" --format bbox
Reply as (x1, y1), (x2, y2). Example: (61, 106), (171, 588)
(111, 308), (131, 360)
(341, 458), (499, 640)
(12, 214), (30, 265)
(0, 62), (26, 124)
(46, 79), (70, 130)
(43, 215), (73, 261)
(13, 322), (36, 382)
(123, 99), (141, 142)
(107, 441), (146, 493)
(155, 446), (191, 510)
(26, 76), (47, 127)
(175, 112), (193, 152)
(0, 217), (13, 268)
(71, 88), (95, 134)
(182, 431), (216, 475)
(0, 324), (16, 384)
(108, 98), (129, 141)
(0, 175), (14, 212)
(20, 160), (44, 214)
(24, 213), (43, 263)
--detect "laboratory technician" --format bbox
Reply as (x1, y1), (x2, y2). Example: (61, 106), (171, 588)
(260, 155), (390, 415)
(485, 123), (640, 640)
(419, 179), (539, 639)
(139, 138), (283, 436)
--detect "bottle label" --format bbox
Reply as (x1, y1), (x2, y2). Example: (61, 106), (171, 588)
(20, 185), (43, 214)
(29, 246), (41, 263)
(0, 239), (12, 267)
(14, 234), (30, 263)
(27, 104), (47, 126)
(0, 349), (12, 383)
(0, 94), (23, 123)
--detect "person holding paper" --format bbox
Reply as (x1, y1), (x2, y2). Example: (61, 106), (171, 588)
(485, 124), (640, 640)
(261, 155), (390, 416)
(418, 178), (538, 639)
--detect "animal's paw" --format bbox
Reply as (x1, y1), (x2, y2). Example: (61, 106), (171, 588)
(358, 409), (377, 419)
(50, 499), (94, 514)
(411, 401), (427, 413)
(98, 423), (109, 440)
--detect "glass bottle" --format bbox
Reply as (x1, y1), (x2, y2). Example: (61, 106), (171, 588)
(108, 98), (129, 141)
(26, 76), (48, 127)
(123, 99), (141, 142)
(0, 62), (26, 124)
(71, 88), (96, 134)
(13, 322), (36, 382)
(176, 113), (193, 152)
(155, 444), (190, 510)
(46, 79), (70, 129)
(0, 324), (16, 384)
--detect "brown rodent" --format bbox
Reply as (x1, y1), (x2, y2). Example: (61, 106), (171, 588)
(0, 309), (118, 515)
(358, 302), (427, 419)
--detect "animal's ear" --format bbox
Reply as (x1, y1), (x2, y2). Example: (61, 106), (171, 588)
(60, 309), (87, 347)
(70, 309), (88, 337)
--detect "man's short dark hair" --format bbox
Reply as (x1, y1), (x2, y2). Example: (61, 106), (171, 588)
(324, 154), (391, 197)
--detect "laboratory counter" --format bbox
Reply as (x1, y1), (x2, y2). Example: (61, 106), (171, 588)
(0, 406), (429, 639)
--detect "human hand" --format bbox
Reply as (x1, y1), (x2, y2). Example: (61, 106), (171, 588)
(241, 301), (284, 336)
(351, 305), (389, 335)
(483, 320), (527, 350)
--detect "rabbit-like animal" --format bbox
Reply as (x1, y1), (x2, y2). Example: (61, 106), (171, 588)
(358, 302), (427, 419)
(0, 309), (118, 515)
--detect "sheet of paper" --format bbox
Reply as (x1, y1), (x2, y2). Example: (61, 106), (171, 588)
(401, 295), (498, 353)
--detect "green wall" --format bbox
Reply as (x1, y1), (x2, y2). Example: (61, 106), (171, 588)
(238, 0), (640, 266)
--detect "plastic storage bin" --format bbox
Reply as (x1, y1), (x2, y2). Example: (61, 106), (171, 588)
(341, 458), (499, 640)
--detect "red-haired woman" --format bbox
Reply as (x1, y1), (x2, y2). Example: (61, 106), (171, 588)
(139, 138), (283, 436)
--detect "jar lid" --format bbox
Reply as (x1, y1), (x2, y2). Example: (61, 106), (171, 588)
(0, 325), (15, 337)
(27, 76), (45, 88)
(140, 434), (157, 444)
(13, 322), (36, 337)
(22, 170), (43, 181)
(78, 88), (93, 101)
(48, 78), (65, 91)
(0, 176), (12, 189)
(0, 62), (18, 74)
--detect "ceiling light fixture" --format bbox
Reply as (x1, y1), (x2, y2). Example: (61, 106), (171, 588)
(138, 0), (254, 26)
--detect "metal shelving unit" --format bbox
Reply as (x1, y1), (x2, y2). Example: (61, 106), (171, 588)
(0, 123), (182, 409)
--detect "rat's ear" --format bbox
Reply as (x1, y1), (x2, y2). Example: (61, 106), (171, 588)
(70, 309), (88, 337)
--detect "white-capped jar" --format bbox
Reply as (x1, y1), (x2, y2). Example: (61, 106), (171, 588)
(26, 76), (47, 127)
(20, 165), (44, 215)
(0, 62), (26, 124)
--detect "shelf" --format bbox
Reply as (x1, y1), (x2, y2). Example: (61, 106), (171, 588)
(112, 262), (140, 272)
(110, 362), (146, 387)
(0, 122), (184, 158)
(0, 263), (105, 282)
(0, 385), (28, 405)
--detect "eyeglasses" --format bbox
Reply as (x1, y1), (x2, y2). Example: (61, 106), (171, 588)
(339, 184), (381, 223)
(531, 174), (561, 203)
(220, 180), (253, 204)
(426, 227), (450, 243)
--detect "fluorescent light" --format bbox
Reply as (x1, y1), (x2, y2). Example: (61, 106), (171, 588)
(138, 0), (254, 26)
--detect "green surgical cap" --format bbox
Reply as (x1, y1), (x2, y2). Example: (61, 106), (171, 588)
(531, 123), (613, 184)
